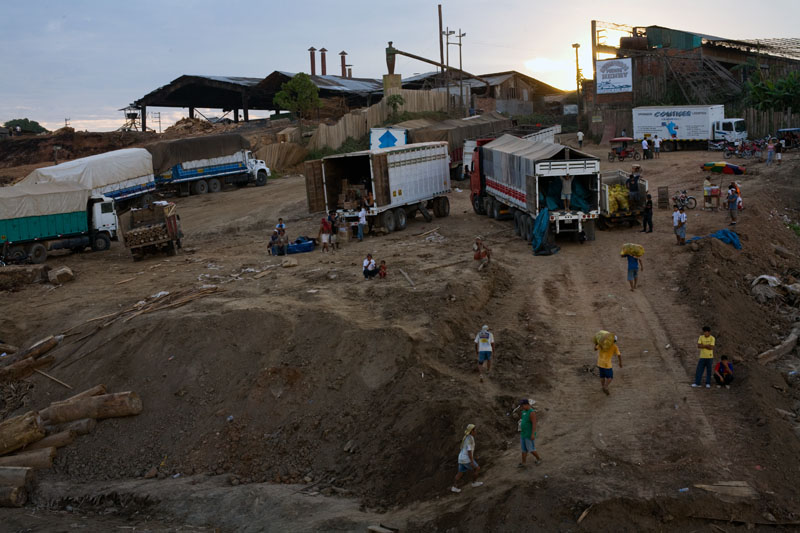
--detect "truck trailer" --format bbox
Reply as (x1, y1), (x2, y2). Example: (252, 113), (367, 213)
(470, 134), (601, 245)
(632, 105), (746, 150)
(20, 148), (156, 210)
(463, 124), (562, 180)
(597, 170), (648, 229)
(118, 201), (182, 261)
(0, 182), (117, 264)
(304, 142), (451, 234)
(146, 134), (270, 195)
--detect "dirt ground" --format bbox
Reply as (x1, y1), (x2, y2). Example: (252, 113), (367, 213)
(2, 139), (800, 532)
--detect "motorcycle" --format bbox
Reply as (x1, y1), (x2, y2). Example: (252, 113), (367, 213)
(672, 190), (697, 210)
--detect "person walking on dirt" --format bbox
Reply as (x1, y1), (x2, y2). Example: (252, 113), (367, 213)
(474, 325), (495, 381)
(623, 253), (643, 291)
(318, 217), (332, 253)
(518, 399), (542, 467)
(673, 205), (687, 245)
(692, 326), (715, 388)
(726, 187), (739, 226)
(713, 355), (734, 388)
(641, 194), (653, 233)
(560, 173), (573, 212)
(595, 335), (622, 395)
(451, 424), (483, 493)
(577, 130), (584, 149)
(357, 206), (367, 242)
(473, 237), (491, 271)
(653, 135), (662, 159)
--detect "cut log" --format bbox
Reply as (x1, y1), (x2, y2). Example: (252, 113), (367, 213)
(0, 485), (27, 507)
(0, 447), (56, 469)
(0, 355), (55, 382)
(46, 418), (97, 437)
(0, 467), (34, 488)
(42, 392), (142, 425)
(0, 343), (19, 355)
(39, 385), (107, 420)
(0, 335), (62, 367)
(25, 430), (75, 451)
(0, 411), (46, 455)
(758, 327), (800, 364)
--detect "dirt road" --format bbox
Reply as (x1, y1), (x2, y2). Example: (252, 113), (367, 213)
(2, 145), (800, 531)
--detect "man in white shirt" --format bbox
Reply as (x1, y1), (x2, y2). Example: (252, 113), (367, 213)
(641, 138), (649, 159)
(357, 207), (367, 242)
(451, 423), (483, 493)
(576, 130), (584, 149)
(474, 325), (495, 381)
(672, 205), (687, 245)
(560, 174), (573, 212)
(653, 135), (662, 159)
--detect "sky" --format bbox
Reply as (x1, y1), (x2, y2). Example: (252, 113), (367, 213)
(1, 0), (798, 132)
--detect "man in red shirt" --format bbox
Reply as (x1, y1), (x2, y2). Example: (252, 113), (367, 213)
(714, 355), (734, 389)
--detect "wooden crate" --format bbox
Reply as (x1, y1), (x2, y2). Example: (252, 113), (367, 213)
(657, 186), (670, 209)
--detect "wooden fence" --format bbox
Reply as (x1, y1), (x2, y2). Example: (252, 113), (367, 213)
(307, 89), (448, 151)
(744, 108), (799, 138)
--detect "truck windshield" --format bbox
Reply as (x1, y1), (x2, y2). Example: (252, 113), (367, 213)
(722, 122), (733, 132)
(101, 202), (114, 214)
(734, 121), (746, 132)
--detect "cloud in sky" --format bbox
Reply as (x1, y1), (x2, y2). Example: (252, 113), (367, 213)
(2, 0), (798, 132)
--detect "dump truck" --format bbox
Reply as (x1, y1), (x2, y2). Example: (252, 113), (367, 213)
(20, 148), (156, 210)
(304, 142), (451, 234)
(118, 201), (182, 261)
(632, 105), (747, 150)
(0, 182), (117, 264)
(598, 170), (648, 228)
(470, 134), (601, 244)
(146, 134), (270, 196)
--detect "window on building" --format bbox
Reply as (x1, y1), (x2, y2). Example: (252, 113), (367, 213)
(508, 87), (517, 99)
(522, 89), (529, 101)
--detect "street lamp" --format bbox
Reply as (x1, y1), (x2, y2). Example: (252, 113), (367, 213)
(572, 43), (581, 124)
(444, 27), (467, 115)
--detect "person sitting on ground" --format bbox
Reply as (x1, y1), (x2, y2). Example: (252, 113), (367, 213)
(560, 173), (573, 212)
(268, 230), (279, 255)
(276, 228), (289, 256)
(362, 253), (378, 280)
(318, 217), (332, 253)
(378, 260), (387, 279)
(473, 237), (491, 270)
(714, 355), (734, 388)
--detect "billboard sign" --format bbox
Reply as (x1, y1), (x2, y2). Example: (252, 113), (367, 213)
(596, 58), (633, 94)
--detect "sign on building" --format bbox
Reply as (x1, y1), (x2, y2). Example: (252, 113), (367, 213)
(596, 58), (632, 94)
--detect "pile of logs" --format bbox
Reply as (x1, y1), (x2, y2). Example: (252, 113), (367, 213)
(0, 385), (142, 507)
(124, 224), (169, 247)
(0, 335), (62, 383)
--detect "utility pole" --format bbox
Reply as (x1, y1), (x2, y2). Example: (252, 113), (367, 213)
(572, 43), (581, 126)
(438, 5), (444, 73)
(457, 29), (466, 116)
(443, 27), (455, 112)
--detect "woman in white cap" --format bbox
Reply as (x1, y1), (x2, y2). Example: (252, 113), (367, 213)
(474, 325), (495, 381)
(451, 423), (483, 493)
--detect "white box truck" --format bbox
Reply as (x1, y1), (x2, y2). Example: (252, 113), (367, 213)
(304, 142), (451, 233)
(633, 105), (746, 150)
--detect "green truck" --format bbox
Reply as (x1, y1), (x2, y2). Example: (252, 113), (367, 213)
(0, 182), (118, 264)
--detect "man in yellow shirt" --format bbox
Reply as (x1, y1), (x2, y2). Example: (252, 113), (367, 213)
(692, 326), (715, 388)
(595, 336), (622, 395)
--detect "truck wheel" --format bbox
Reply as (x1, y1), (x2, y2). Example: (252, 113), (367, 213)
(633, 152), (641, 161)
(28, 243), (47, 264)
(165, 241), (177, 256)
(381, 210), (396, 233)
(255, 170), (268, 186)
(418, 202), (433, 222)
(7, 245), (26, 262)
(394, 208), (408, 230)
(584, 220), (596, 241)
(208, 178), (222, 193)
(523, 216), (534, 243)
(472, 195), (485, 215)
(484, 197), (494, 218)
(437, 197), (450, 217)
(513, 211), (522, 236)
(191, 180), (208, 195)
(91, 233), (111, 252)
(491, 199), (503, 220)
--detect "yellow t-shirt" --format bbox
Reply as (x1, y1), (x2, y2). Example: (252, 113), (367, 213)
(698, 335), (715, 359)
(597, 344), (620, 369)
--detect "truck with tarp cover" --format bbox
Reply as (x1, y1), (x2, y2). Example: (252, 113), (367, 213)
(470, 134), (601, 245)
(304, 142), (451, 234)
(20, 148), (156, 210)
(0, 182), (117, 263)
(146, 133), (270, 196)
(370, 111), (513, 179)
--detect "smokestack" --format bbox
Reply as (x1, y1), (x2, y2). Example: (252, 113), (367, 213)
(348, 68), (352, 79)
(319, 48), (327, 75)
(339, 51), (347, 77)
(308, 47), (317, 75)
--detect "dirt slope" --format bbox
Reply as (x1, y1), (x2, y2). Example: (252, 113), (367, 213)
(2, 146), (800, 531)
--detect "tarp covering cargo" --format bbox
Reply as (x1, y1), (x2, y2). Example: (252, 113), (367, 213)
(146, 134), (251, 175)
(0, 182), (90, 220)
(21, 149), (153, 190)
(397, 111), (513, 152)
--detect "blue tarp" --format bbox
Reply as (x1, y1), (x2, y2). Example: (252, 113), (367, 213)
(531, 208), (551, 252)
(686, 229), (742, 250)
(538, 178), (591, 212)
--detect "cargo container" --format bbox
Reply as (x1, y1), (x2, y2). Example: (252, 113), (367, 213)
(632, 105), (746, 149)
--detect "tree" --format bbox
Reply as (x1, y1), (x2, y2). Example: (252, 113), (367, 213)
(273, 73), (320, 120)
(386, 94), (405, 118)
(4, 118), (48, 134)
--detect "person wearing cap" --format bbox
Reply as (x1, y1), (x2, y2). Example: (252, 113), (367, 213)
(473, 237), (491, 271)
(451, 424), (483, 493)
(595, 335), (622, 395)
(474, 325), (495, 381)
(518, 399), (542, 467)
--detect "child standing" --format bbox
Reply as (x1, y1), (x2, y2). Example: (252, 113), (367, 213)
(378, 260), (387, 279)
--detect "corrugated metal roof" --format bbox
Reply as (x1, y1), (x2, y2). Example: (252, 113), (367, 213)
(485, 134), (598, 162)
(190, 76), (264, 86)
(402, 71), (440, 83)
(277, 71), (382, 94)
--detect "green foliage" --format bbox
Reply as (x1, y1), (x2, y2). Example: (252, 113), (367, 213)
(306, 135), (369, 161)
(789, 222), (800, 238)
(386, 94), (405, 116)
(3, 118), (48, 133)
(274, 73), (321, 119)
(745, 71), (800, 111)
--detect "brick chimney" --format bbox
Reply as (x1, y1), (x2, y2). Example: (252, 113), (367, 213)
(348, 67), (352, 79)
(308, 47), (317, 75)
(319, 48), (327, 75)
(339, 51), (347, 77)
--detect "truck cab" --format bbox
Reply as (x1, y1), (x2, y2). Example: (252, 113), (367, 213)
(90, 196), (119, 240)
(245, 151), (271, 185)
(713, 119), (747, 142)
